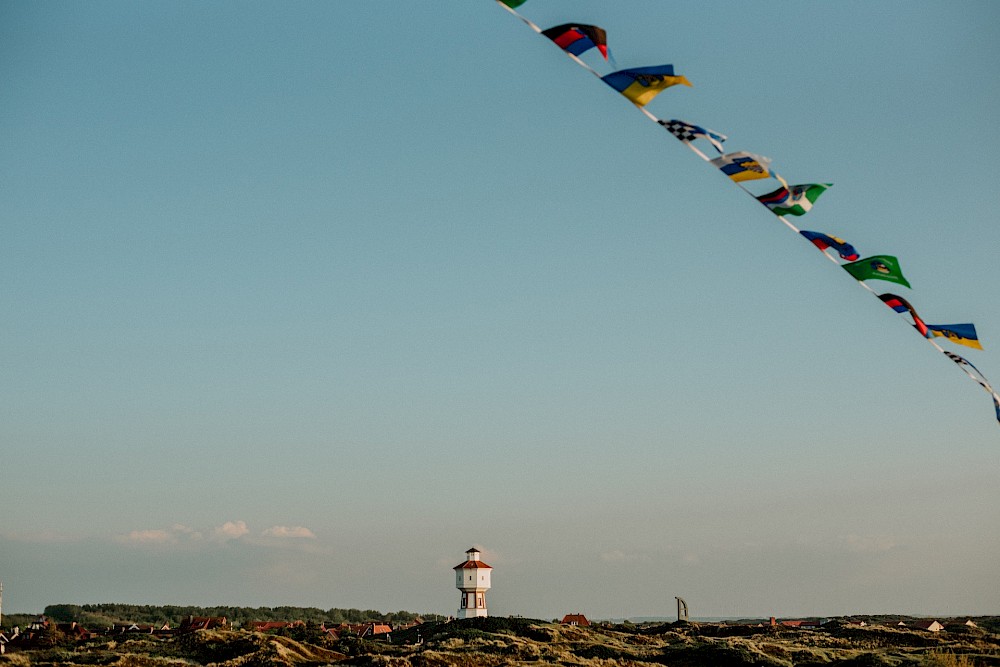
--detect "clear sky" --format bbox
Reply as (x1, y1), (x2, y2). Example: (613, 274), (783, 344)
(2, 0), (999, 621)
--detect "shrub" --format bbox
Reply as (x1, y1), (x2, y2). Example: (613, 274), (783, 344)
(923, 652), (978, 667)
(573, 643), (628, 660)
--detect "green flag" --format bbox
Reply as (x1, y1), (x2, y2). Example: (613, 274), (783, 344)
(500, 0), (528, 7)
(756, 183), (832, 216)
(842, 255), (911, 288)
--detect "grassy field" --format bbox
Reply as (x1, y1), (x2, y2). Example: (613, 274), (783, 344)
(3, 616), (999, 666)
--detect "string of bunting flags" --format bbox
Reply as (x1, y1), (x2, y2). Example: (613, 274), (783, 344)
(493, 0), (1000, 427)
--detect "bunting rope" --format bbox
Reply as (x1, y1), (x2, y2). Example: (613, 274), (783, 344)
(494, 0), (1000, 427)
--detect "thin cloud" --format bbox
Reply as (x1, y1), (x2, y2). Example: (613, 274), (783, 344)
(170, 524), (204, 540)
(212, 520), (249, 541)
(261, 525), (316, 539)
(118, 521), (249, 547)
(117, 524), (203, 546)
(119, 529), (175, 545)
(116, 521), (327, 548)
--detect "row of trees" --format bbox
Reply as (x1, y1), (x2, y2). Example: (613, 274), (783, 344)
(0, 613), (37, 631)
(41, 604), (443, 629)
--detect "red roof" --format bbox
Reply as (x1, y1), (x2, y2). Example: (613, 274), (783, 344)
(560, 614), (590, 626)
(454, 561), (492, 569)
(180, 616), (228, 631)
(249, 621), (300, 632)
(343, 622), (392, 637)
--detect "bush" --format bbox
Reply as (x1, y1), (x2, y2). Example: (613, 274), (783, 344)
(923, 651), (978, 667)
(574, 643), (629, 660)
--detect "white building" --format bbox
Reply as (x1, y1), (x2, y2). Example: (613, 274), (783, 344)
(453, 547), (492, 619)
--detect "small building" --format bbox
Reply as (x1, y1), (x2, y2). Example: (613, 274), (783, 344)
(56, 623), (93, 641)
(111, 623), (169, 635)
(247, 621), (303, 633)
(338, 622), (392, 638)
(359, 623), (392, 638)
(561, 614), (590, 627)
(394, 619), (423, 631)
(911, 620), (944, 632)
(179, 616), (228, 632)
(27, 617), (49, 633)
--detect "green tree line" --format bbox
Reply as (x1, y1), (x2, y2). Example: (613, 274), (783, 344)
(1, 613), (37, 631)
(42, 603), (443, 629)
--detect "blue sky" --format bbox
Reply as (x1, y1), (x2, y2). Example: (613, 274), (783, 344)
(2, 1), (999, 620)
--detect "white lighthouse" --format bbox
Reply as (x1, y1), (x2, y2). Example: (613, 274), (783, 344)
(453, 547), (492, 619)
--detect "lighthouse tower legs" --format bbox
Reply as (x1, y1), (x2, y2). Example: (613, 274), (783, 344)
(459, 590), (488, 618)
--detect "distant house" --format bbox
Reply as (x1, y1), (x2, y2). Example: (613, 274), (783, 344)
(560, 614), (591, 627)
(56, 623), (93, 641)
(780, 620), (822, 629)
(359, 623), (392, 638)
(179, 616), (228, 632)
(27, 617), (49, 633)
(16, 616), (51, 643)
(394, 619), (423, 631)
(1, 627), (21, 649)
(911, 620), (944, 632)
(111, 623), (168, 635)
(338, 622), (392, 638)
(247, 621), (304, 633)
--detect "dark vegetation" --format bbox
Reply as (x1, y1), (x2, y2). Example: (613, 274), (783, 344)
(38, 604), (441, 630)
(0, 617), (34, 633)
(2, 612), (999, 666)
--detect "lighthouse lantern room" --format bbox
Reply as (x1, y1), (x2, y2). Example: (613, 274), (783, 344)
(453, 547), (492, 618)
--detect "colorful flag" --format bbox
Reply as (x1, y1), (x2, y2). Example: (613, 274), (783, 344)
(541, 23), (608, 59)
(943, 350), (993, 390)
(756, 183), (832, 216)
(499, 0), (528, 7)
(843, 256), (911, 288)
(942, 351), (1000, 425)
(601, 65), (692, 106)
(799, 231), (859, 261)
(710, 151), (774, 183)
(879, 293), (928, 336)
(658, 119), (727, 153)
(926, 323), (983, 350)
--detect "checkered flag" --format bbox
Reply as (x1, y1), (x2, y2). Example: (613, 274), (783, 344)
(658, 119), (727, 153)
(943, 350), (995, 393)
(942, 349), (1000, 423)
